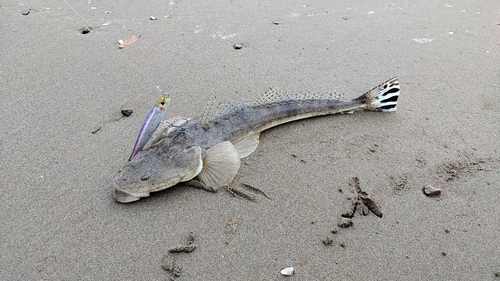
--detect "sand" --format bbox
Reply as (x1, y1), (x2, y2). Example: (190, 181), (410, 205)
(1, 1), (499, 280)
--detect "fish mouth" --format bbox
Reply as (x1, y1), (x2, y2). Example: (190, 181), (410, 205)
(114, 188), (150, 203)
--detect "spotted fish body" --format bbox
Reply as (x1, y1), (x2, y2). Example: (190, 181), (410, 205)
(129, 95), (168, 161)
(114, 77), (400, 203)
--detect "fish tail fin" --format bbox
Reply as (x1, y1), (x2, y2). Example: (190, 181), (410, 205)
(361, 77), (400, 112)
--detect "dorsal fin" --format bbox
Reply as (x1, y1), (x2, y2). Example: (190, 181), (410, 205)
(201, 92), (250, 125)
(201, 93), (232, 124)
(251, 88), (345, 108)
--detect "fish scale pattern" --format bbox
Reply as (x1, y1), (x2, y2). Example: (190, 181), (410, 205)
(251, 88), (345, 108)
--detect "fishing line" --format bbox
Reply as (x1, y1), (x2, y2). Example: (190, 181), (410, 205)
(63, 0), (169, 98)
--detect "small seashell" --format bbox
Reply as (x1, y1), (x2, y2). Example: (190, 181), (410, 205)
(118, 39), (124, 44)
(119, 35), (141, 49)
(423, 185), (441, 196)
(233, 43), (242, 49)
(280, 267), (294, 276)
(150, 16), (156, 20)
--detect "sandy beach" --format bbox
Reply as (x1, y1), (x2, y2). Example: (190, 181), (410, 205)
(1, 1), (499, 280)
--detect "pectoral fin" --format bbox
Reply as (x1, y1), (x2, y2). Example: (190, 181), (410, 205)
(197, 141), (241, 190)
(233, 133), (260, 158)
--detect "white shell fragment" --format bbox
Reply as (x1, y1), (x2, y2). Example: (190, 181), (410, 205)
(280, 267), (295, 276)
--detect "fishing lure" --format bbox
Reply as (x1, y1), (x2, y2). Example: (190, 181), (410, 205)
(129, 95), (168, 161)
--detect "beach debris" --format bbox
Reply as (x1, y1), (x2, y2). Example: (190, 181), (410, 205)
(104, 10), (112, 14)
(330, 229), (338, 234)
(339, 241), (346, 247)
(233, 43), (242, 49)
(169, 245), (196, 253)
(187, 231), (195, 245)
(163, 232), (195, 279)
(121, 109), (133, 117)
(169, 231), (197, 253)
(342, 177), (383, 218)
(272, 20), (281, 25)
(423, 185), (441, 196)
(358, 191), (383, 218)
(357, 204), (370, 216)
(91, 126), (102, 134)
(338, 218), (353, 228)
(79, 27), (93, 34)
(322, 236), (334, 246)
(280, 267), (295, 276)
(494, 271), (500, 277)
(21, 9), (31, 15)
(150, 16), (157, 20)
(118, 39), (124, 45)
(119, 35), (141, 49)
(162, 255), (182, 280)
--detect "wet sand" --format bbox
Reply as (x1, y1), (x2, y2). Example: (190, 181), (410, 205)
(1, 1), (500, 280)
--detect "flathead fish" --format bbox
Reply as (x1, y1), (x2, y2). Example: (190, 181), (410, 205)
(115, 77), (400, 203)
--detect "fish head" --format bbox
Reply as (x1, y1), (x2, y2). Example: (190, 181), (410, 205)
(114, 135), (203, 203)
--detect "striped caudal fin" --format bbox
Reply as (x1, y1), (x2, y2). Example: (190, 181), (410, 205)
(362, 77), (400, 112)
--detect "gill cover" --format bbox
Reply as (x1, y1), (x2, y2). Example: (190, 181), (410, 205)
(115, 142), (203, 203)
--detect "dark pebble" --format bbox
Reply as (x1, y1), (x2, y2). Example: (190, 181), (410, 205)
(121, 109), (133, 117)
(79, 27), (93, 34)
